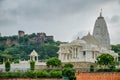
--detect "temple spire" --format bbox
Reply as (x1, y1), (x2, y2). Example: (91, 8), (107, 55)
(100, 9), (102, 17)
(93, 9), (110, 49)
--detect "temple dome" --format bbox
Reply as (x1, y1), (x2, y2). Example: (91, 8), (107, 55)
(81, 32), (101, 47)
(71, 37), (86, 45)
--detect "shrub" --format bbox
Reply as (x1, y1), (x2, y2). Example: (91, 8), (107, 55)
(108, 63), (116, 71)
(115, 68), (120, 72)
(0, 62), (3, 64)
(50, 70), (62, 78)
(14, 71), (22, 78)
(46, 57), (61, 68)
(90, 65), (94, 72)
(63, 63), (73, 68)
(25, 70), (37, 78)
(14, 59), (19, 64)
(0, 72), (7, 78)
(36, 70), (49, 78)
(5, 61), (11, 72)
(97, 68), (112, 72)
(6, 72), (15, 78)
(62, 67), (76, 80)
(30, 61), (35, 71)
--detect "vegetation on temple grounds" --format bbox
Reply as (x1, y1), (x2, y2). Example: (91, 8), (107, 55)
(97, 54), (115, 68)
(0, 56), (120, 78)
(30, 61), (35, 71)
(62, 63), (76, 80)
(0, 61), (75, 79)
(5, 61), (11, 72)
(46, 57), (61, 68)
(0, 70), (62, 78)
(111, 44), (120, 60)
(95, 53), (120, 72)
(0, 57), (76, 79)
(90, 65), (94, 72)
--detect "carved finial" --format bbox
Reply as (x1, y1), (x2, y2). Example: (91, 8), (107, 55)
(100, 8), (102, 17)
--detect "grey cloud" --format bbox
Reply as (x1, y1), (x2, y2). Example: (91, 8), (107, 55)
(119, 0), (120, 4)
(110, 15), (120, 23)
(0, 0), (120, 44)
(0, 0), (115, 27)
(0, 19), (16, 26)
(0, 0), (114, 20)
(18, 0), (113, 17)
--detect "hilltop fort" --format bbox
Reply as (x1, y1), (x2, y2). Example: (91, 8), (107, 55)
(0, 31), (54, 46)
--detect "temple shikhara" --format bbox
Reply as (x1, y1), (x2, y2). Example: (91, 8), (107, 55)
(58, 11), (118, 70)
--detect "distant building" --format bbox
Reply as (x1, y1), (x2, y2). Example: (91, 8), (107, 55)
(18, 30), (25, 37)
(6, 39), (12, 45)
(29, 50), (39, 62)
(36, 32), (54, 44)
(46, 36), (54, 40)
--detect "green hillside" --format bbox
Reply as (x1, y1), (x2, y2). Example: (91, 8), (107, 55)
(0, 33), (63, 63)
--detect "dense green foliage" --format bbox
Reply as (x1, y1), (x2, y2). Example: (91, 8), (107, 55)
(111, 44), (120, 60)
(97, 53), (115, 69)
(0, 53), (12, 62)
(5, 61), (11, 72)
(62, 63), (76, 80)
(14, 59), (19, 63)
(49, 70), (62, 78)
(90, 65), (94, 72)
(30, 61), (35, 71)
(62, 68), (76, 80)
(0, 34), (63, 62)
(46, 57), (61, 68)
(36, 70), (49, 78)
(63, 63), (74, 68)
(0, 70), (62, 78)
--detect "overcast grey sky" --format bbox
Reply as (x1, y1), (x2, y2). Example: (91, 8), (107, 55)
(0, 0), (120, 44)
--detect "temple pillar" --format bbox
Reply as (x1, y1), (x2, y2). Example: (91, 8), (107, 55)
(37, 56), (38, 62)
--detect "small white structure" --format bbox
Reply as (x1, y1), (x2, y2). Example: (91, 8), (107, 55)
(29, 50), (39, 62)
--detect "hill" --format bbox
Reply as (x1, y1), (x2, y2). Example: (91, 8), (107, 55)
(0, 31), (64, 62)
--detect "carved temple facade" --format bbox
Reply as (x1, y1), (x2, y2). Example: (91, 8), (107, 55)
(58, 12), (118, 64)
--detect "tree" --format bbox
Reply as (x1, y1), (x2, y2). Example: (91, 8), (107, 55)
(45, 38), (55, 44)
(46, 57), (61, 68)
(1, 54), (12, 61)
(63, 63), (73, 68)
(3, 47), (19, 59)
(30, 61), (35, 71)
(62, 63), (76, 80)
(111, 44), (120, 61)
(97, 53), (115, 69)
(5, 61), (11, 72)
(90, 65), (94, 72)
(111, 44), (120, 53)
(38, 44), (59, 59)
